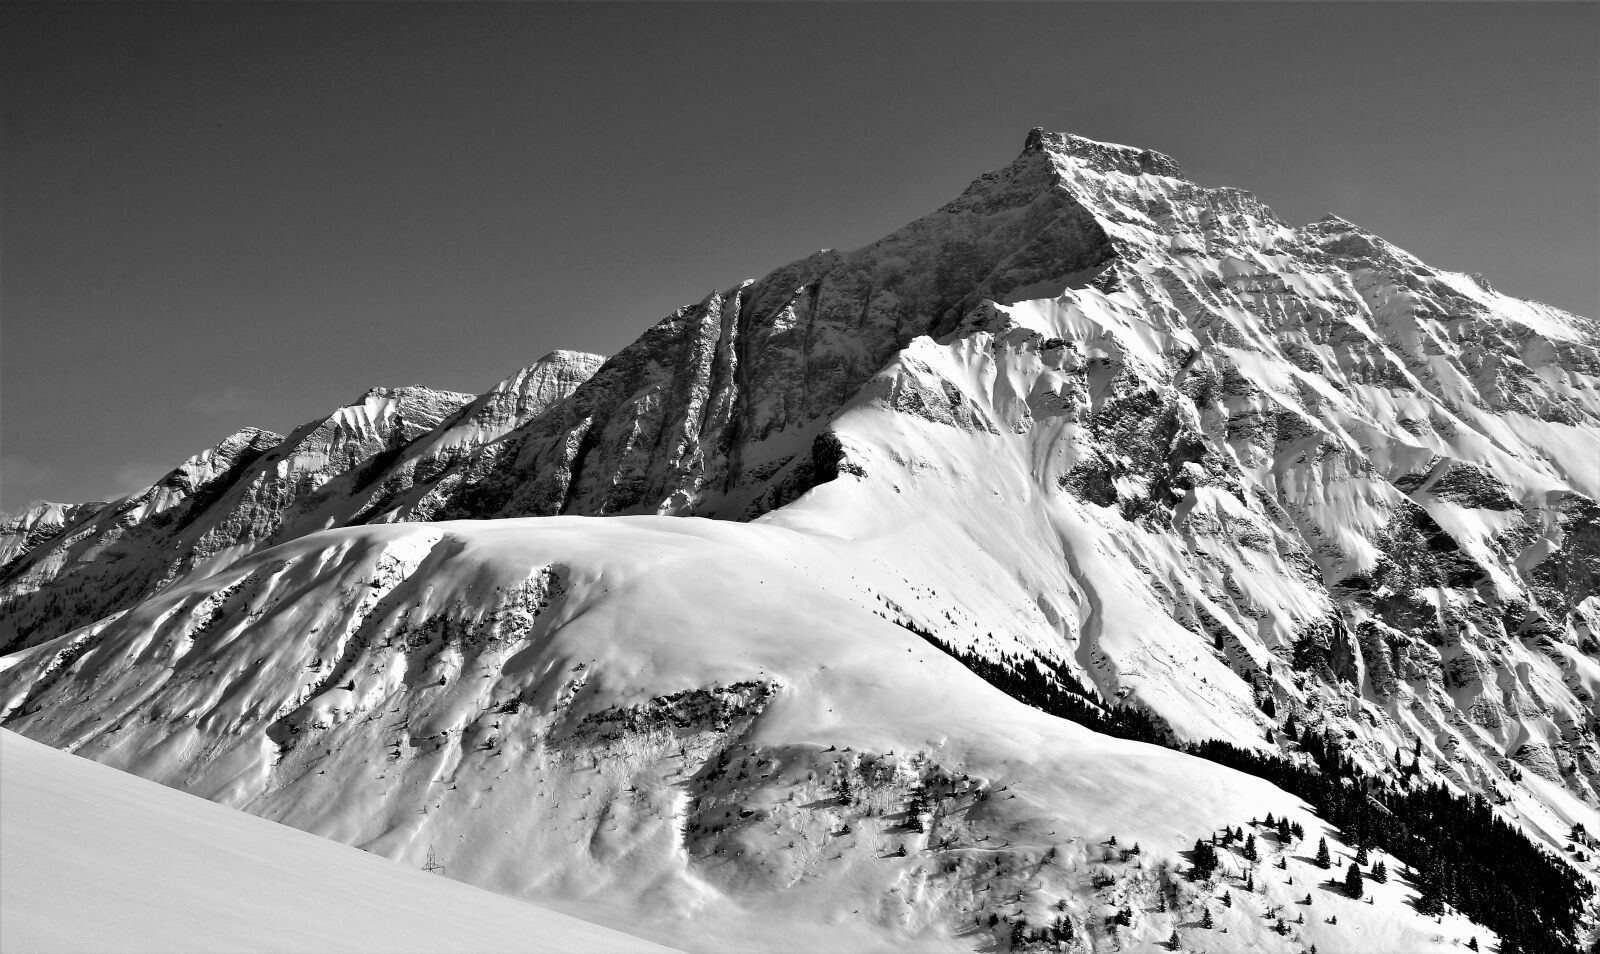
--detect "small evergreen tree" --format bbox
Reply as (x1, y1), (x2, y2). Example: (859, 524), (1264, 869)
(1371, 859), (1388, 884)
(1200, 907), (1213, 929)
(1315, 837), (1331, 869)
(1467, 938), (1478, 951)
(1244, 833), (1258, 861)
(1344, 862), (1364, 899)
(1170, 928), (1180, 950)
(1221, 890), (1232, 907)
(1355, 844), (1369, 866)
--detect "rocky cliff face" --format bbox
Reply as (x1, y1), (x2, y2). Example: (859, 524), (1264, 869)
(1, 129), (1595, 950)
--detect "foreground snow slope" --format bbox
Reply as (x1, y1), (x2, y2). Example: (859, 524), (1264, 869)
(0, 518), (1491, 951)
(0, 728), (676, 954)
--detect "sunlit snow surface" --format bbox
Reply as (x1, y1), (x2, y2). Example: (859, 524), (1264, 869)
(0, 519), (1495, 951)
(0, 728), (677, 954)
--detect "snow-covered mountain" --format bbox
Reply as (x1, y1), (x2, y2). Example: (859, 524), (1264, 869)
(3, 129), (1595, 952)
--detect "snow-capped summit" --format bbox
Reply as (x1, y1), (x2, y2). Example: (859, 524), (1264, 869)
(1023, 127), (1186, 179)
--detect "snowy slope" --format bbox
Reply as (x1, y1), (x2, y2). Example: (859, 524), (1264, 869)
(0, 728), (677, 953)
(0, 518), (1493, 952)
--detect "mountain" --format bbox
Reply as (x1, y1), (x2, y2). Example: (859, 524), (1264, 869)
(2, 129), (1595, 952)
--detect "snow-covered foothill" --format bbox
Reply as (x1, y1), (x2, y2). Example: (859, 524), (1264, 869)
(0, 518), (1497, 951)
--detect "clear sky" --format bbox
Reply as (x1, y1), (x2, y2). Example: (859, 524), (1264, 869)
(3, 2), (1595, 512)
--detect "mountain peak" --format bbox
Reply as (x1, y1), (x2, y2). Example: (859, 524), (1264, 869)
(1022, 127), (1185, 180)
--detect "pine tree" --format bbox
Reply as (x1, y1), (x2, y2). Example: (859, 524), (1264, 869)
(1221, 890), (1232, 907)
(1467, 938), (1478, 951)
(1371, 859), (1388, 884)
(1415, 881), (1444, 917)
(1355, 844), (1369, 865)
(1170, 928), (1180, 950)
(1200, 907), (1213, 929)
(1344, 862), (1363, 899)
(1265, 812), (1276, 827)
(1315, 836), (1331, 869)
(1244, 833), (1258, 861)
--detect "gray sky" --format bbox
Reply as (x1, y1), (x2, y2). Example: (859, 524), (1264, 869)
(3, 2), (1596, 512)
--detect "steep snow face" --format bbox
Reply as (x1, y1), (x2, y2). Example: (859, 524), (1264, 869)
(0, 387), (472, 653)
(0, 519), (1490, 953)
(763, 282), (1600, 845)
(0, 729), (679, 954)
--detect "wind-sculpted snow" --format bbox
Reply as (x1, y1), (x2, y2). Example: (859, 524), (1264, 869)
(0, 518), (1492, 952)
